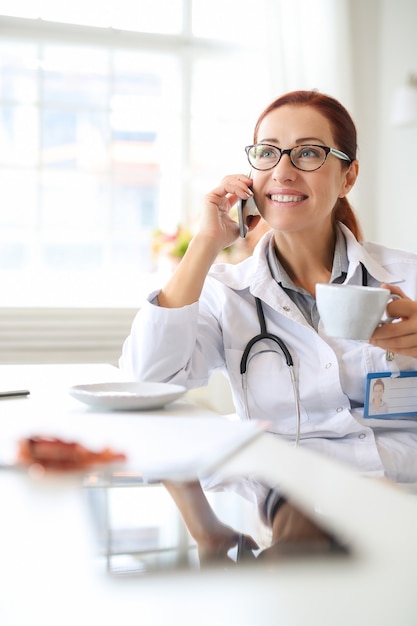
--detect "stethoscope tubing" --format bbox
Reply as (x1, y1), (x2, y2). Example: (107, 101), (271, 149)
(239, 263), (369, 445)
(240, 297), (300, 445)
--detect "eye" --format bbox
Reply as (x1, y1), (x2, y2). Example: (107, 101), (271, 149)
(255, 145), (278, 159)
(294, 145), (323, 160)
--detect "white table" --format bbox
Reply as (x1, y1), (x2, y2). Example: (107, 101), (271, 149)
(1, 364), (417, 626)
(0, 363), (261, 478)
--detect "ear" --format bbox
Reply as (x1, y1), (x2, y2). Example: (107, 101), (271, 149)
(246, 214), (262, 231)
(339, 160), (359, 198)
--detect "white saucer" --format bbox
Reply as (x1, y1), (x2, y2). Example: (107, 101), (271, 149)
(69, 381), (187, 411)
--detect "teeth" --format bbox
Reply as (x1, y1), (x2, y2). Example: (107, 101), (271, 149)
(270, 194), (303, 203)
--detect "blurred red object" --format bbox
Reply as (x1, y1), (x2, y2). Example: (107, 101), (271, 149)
(17, 436), (126, 471)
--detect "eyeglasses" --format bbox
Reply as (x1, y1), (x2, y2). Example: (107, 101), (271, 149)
(245, 143), (351, 172)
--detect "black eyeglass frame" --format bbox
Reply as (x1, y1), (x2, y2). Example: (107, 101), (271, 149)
(245, 143), (352, 172)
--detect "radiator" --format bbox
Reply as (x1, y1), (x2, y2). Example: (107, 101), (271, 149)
(0, 307), (137, 365)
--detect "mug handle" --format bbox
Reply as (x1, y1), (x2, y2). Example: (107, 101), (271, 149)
(380, 293), (401, 325)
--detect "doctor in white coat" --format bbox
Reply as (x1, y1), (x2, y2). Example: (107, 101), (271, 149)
(120, 90), (417, 560)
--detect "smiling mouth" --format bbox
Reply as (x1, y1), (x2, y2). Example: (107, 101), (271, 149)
(269, 194), (305, 203)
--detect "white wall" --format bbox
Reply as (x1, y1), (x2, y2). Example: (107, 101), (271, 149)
(350, 0), (417, 251)
(349, 0), (381, 239)
(377, 0), (417, 251)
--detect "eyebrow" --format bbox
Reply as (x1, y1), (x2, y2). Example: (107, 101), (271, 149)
(258, 136), (326, 145)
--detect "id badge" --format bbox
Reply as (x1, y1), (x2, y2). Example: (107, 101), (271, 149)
(364, 371), (417, 420)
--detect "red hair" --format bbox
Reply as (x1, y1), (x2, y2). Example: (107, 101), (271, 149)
(253, 90), (363, 240)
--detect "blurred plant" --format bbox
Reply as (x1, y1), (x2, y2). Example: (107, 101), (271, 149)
(151, 225), (194, 269)
(151, 218), (271, 271)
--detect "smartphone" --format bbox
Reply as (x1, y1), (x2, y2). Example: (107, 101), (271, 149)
(237, 193), (259, 238)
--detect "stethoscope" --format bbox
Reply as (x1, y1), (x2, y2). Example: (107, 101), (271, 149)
(239, 263), (369, 447)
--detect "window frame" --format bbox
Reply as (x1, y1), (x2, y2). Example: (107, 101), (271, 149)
(0, 9), (268, 307)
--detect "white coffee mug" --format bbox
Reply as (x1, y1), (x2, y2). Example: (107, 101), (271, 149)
(315, 283), (398, 341)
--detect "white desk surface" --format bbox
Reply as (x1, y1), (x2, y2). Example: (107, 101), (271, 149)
(1, 364), (417, 626)
(0, 363), (261, 480)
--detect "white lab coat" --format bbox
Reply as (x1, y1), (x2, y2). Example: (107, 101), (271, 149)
(120, 224), (417, 492)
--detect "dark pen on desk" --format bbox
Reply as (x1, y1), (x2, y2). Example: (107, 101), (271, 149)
(0, 389), (30, 398)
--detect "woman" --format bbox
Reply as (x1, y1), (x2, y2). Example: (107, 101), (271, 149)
(120, 91), (417, 560)
(369, 378), (390, 415)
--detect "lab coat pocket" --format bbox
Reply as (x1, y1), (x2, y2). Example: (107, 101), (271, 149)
(225, 346), (309, 434)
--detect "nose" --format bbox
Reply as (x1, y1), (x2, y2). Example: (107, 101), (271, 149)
(272, 152), (297, 182)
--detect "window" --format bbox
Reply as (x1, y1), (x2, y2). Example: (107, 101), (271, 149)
(0, 1), (276, 306)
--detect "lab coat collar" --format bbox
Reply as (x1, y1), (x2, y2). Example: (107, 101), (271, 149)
(209, 233), (307, 316)
(208, 224), (403, 296)
(209, 231), (273, 293)
(339, 223), (402, 285)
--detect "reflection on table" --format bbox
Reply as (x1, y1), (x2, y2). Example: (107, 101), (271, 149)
(84, 473), (350, 577)
(85, 476), (200, 575)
